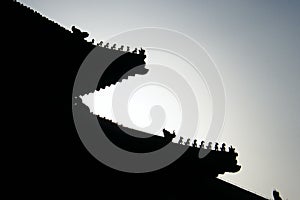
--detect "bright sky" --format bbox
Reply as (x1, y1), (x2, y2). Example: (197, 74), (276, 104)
(20, 0), (300, 199)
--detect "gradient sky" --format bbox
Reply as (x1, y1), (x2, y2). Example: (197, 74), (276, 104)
(19, 0), (300, 199)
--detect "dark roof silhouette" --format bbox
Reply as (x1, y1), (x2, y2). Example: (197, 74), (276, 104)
(4, 1), (271, 199)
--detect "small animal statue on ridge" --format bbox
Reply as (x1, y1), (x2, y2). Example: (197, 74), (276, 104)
(229, 145), (236, 153)
(200, 141), (205, 148)
(221, 143), (226, 152)
(185, 138), (190, 146)
(139, 48), (145, 55)
(162, 129), (176, 141)
(215, 142), (219, 151)
(97, 41), (103, 46)
(178, 136), (184, 145)
(111, 44), (116, 50)
(104, 42), (109, 48)
(192, 139), (197, 147)
(207, 142), (212, 150)
(71, 26), (89, 39)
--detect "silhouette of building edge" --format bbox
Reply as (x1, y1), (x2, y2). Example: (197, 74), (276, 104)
(4, 1), (275, 199)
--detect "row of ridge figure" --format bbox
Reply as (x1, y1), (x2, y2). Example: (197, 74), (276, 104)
(95, 41), (145, 55)
(71, 25), (145, 55)
(163, 129), (236, 153)
(97, 118), (236, 153)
